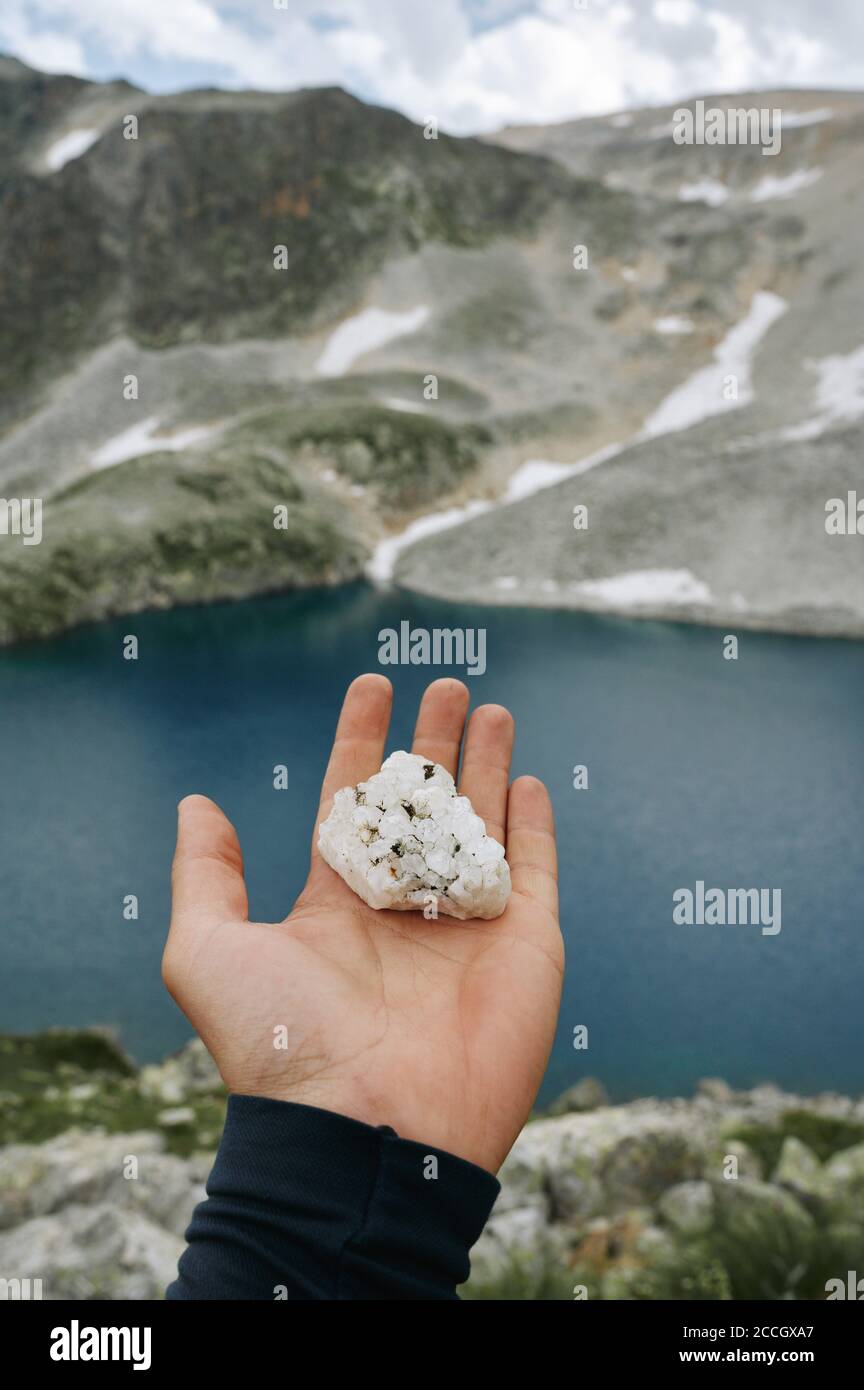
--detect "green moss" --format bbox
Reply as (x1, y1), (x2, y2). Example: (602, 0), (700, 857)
(0, 1083), (226, 1158)
(0, 398), (486, 644)
(0, 1029), (226, 1157)
(727, 1112), (864, 1173)
(461, 1249), (578, 1301)
(231, 403), (491, 513)
(0, 440), (367, 645)
(613, 1248), (732, 1301)
(659, 1218), (864, 1302)
(0, 1029), (134, 1086)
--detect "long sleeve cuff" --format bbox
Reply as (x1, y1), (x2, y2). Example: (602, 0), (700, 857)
(166, 1094), (500, 1300)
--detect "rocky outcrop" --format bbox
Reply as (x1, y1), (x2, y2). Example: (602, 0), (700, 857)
(465, 1083), (864, 1299)
(545, 1077), (609, 1115)
(0, 1205), (185, 1301)
(0, 68), (564, 414)
(0, 1130), (208, 1234)
(395, 419), (864, 639)
(0, 402), (498, 645)
(0, 1032), (222, 1298)
(1, 1031), (862, 1299)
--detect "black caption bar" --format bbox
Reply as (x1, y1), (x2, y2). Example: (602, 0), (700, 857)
(5, 1296), (860, 1375)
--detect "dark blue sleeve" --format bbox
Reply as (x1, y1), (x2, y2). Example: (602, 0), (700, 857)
(166, 1095), (500, 1300)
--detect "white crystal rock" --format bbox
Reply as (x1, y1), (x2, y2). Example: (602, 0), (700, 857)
(318, 750), (511, 920)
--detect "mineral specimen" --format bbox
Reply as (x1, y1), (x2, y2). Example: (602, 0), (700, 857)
(317, 750), (511, 920)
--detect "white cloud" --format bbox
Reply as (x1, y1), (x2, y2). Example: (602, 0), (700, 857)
(1, 0), (862, 133)
(336, 10), (677, 131)
(0, 1), (87, 74)
(365, 0), (471, 79)
(654, 0), (697, 25)
(12, 30), (87, 74)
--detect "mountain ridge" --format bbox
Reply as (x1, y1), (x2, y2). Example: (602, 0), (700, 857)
(0, 60), (862, 643)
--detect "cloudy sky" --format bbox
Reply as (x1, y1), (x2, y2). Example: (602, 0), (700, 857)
(2, 0), (862, 133)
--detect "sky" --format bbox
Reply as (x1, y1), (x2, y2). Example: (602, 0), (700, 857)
(1, 0), (862, 134)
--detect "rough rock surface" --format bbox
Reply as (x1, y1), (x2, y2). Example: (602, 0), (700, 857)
(0, 1204), (185, 1301)
(465, 1081), (864, 1299)
(3, 66), (863, 643)
(2, 1030), (863, 1299)
(318, 751), (510, 919)
(0, 1033), (221, 1299)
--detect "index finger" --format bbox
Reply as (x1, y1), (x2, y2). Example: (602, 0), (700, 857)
(311, 673), (393, 855)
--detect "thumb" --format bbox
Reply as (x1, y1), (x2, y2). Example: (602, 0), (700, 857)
(167, 795), (248, 956)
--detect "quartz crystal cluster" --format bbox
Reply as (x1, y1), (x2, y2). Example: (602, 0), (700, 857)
(318, 750), (511, 920)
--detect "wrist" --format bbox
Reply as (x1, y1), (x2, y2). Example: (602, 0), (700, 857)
(170, 1093), (501, 1299)
(239, 1078), (503, 1175)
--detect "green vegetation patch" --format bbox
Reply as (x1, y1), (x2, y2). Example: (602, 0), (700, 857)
(726, 1111), (864, 1173)
(0, 1030), (226, 1157)
(231, 403), (492, 513)
(0, 442), (366, 645)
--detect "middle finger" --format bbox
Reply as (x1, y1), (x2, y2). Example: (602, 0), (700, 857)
(410, 678), (470, 778)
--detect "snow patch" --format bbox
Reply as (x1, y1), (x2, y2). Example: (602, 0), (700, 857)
(654, 315), (694, 335)
(574, 569), (712, 607)
(505, 459), (573, 501)
(45, 129), (99, 171)
(642, 290), (787, 437)
(92, 417), (216, 470)
(368, 500), (491, 584)
(316, 306), (429, 377)
(749, 168), (822, 201)
(678, 178), (729, 207)
(810, 345), (864, 422)
(370, 294), (787, 592)
(369, 446), (631, 583)
(779, 344), (864, 440)
(499, 447), (626, 506)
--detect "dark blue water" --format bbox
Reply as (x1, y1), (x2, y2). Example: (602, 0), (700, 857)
(1, 583), (862, 1104)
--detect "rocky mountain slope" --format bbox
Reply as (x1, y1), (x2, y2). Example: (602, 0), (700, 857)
(399, 92), (864, 633)
(0, 61), (862, 641)
(1, 1030), (862, 1300)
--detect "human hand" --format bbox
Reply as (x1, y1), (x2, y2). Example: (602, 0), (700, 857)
(163, 675), (563, 1173)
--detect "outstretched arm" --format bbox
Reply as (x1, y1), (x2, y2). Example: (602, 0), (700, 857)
(164, 675), (563, 1299)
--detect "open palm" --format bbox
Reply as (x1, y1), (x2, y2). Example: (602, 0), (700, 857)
(163, 675), (563, 1173)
